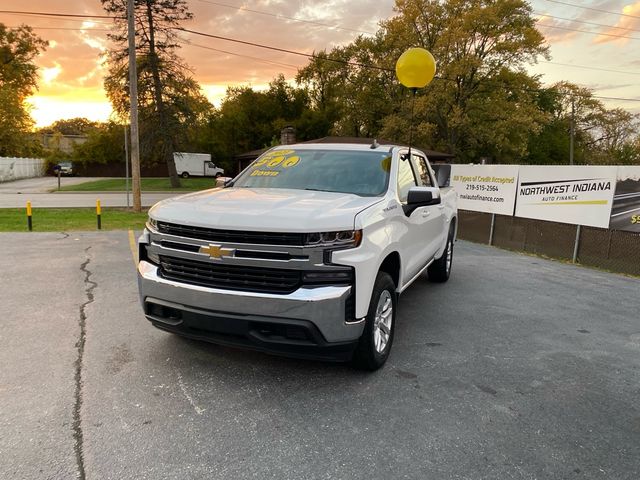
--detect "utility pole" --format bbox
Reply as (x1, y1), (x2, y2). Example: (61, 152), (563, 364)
(124, 125), (130, 209)
(569, 96), (575, 166)
(127, 0), (142, 212)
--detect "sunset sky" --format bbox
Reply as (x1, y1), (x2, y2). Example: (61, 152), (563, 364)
(0, 0), (638, 128)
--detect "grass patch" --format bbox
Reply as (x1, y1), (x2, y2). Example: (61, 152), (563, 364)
(58, 177), (216, 192)
(0, 208), (148, 232)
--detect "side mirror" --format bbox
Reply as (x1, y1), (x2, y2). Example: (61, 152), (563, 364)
(216, 176), (232, 187)
(404, 186), (441, 216)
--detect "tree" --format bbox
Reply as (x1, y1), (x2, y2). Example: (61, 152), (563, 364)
(199, 76), (315, 164)
(71, 122), (125, 165)
(297, 39), (400, 138)
(40, 117), (98, 136)
(298, 0), (550, 162)
(0, 24), (47, 157)
(525, 81), (640, 165)
(102, 0), (211, 186)
(587, 108), (639, 165)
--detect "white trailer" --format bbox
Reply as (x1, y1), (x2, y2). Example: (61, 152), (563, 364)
(173, 152), (224, 178)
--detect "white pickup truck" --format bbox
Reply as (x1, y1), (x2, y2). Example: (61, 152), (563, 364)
(138, 142), (457, 370)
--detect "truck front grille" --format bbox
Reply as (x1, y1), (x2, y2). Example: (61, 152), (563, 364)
(159, 256), (302, 294)
(156, 221), (305, 246)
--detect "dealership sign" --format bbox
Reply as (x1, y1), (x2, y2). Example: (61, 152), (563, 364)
(515, 166), (618, 228)
(450, 165), (520, 215)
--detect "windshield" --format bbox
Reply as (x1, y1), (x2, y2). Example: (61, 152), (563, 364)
(233, 148), (391, 196)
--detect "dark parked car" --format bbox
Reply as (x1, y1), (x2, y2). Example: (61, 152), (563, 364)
(53, 161), (74, 176)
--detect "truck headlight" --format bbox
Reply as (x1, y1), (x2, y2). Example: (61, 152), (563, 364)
(304, 230), (362, 248)
(148, 216), (158, 231)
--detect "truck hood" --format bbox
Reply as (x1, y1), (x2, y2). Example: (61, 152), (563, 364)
(149, 187), (383, 232)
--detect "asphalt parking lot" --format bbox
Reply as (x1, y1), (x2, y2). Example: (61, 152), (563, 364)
(1, 232), (639, 479)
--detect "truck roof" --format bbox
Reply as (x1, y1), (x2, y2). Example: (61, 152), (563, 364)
(270, 142), (409, 153)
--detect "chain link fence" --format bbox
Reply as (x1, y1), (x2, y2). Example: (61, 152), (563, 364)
(458, 210), (640, 276)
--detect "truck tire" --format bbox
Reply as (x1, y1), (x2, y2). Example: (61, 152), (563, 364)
(352, 272), (397, 371)
(181, 171), (190, 178)
(427, 226), (454, 283)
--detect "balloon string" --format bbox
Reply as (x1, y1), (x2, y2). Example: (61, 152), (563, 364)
(408, 87), (417, 159)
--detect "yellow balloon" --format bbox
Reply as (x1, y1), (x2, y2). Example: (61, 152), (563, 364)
(395, 48), (436, 89)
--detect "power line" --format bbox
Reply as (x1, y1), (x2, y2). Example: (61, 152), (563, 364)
(195, 0), (375, 36)
(533, 11), (640, 33)
(0, 12), (113, 26)
(180, 29), (640, 102)
(541, 60), (640, 76)
(0, 10), (111, 19)
(176, 27), (391, 71)
(6, 25), (111, 32)
(3, 8), (639, 104)
(465, 75), (640, 103)
(537, 22), (640, 41)
(587, 94), (640, 103)
(543, 0), (640, 20)
(177, 38), (300, 71)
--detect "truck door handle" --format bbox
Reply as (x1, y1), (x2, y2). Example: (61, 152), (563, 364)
(437, 204), (445, 210)
(422, 209), (431, 217)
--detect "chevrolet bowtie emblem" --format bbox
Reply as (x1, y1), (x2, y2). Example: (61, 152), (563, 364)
(199, 244), (236, 259)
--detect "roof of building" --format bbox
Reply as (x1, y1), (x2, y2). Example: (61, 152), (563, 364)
(235, 147), (270, 161)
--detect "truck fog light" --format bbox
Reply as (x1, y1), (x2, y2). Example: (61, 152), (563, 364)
(303, 270), (353, 285)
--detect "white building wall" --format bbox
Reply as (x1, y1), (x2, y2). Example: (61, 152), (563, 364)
(0, 157), (45, 182)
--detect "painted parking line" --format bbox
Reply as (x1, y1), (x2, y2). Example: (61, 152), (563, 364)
(128, 230), (138, 267)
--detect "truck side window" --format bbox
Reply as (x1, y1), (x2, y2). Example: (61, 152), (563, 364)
(397, 156), (417, 203)
(412, 155), (433, 187)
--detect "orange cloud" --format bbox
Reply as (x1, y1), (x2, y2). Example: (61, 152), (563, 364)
(1, 0), (394, 127)
(594, 1), (640, 44)
(536, 15), (580, 44)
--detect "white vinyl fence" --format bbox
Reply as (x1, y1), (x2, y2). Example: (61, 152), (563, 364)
(0, 157), (45, 182)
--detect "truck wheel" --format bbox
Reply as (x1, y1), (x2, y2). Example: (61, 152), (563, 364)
(181, 172), (190, 178)
(215, 173), (222, 178)
(428, 227), (454, 283)
(352, 272), (397, 371)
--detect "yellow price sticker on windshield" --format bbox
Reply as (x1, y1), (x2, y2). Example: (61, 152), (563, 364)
(267, 156), (286, 167)
(253, 157), (271, 167)
(253, 150), (300, 170)
(282, 155), (300, 167)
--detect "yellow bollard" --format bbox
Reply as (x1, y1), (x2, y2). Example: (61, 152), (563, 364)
(26, 201), (33, 231)
(96, 199), (102, 230)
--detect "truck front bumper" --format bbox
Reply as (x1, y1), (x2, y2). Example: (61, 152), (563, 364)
(137, 261), (365, 361)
